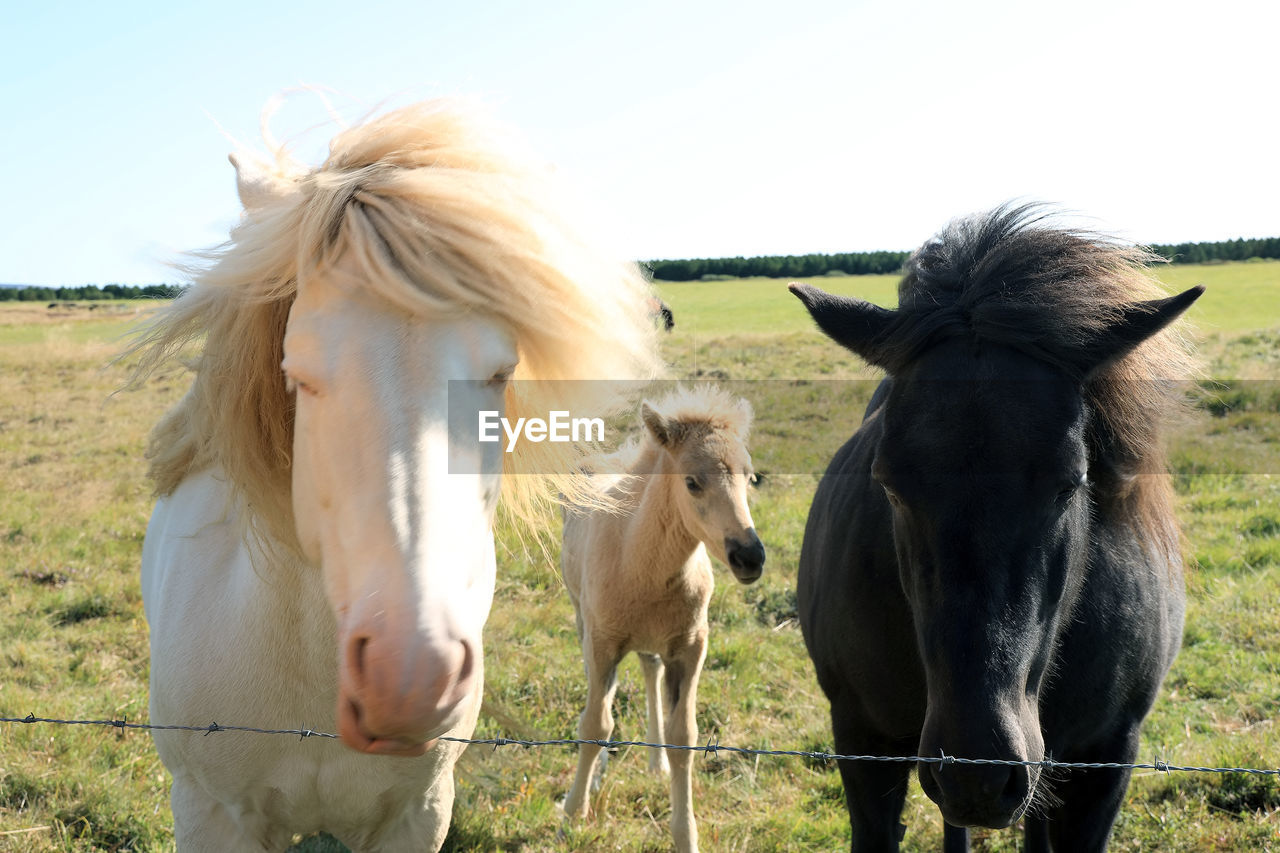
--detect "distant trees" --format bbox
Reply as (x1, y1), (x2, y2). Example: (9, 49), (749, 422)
(0, 283), (186, 302)
(644, 250), (911, 282)
(5, 234), (1279, 296)
(646, 237), (1280, 281)
(1147, 236), (1280, 265)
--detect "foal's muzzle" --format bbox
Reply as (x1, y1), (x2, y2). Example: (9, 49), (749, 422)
(726, 529), (766, 583)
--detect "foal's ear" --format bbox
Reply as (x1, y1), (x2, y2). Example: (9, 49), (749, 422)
(789, 282), (897, 367)
(229, 152), (292, 211)
(641, 402), (682, 448)
(1073, 285), (1205, 378)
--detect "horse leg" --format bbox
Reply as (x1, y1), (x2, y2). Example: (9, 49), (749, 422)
(639, 652), (670, 775)
(829, 706), (913, 852)
(562, 642), (620, 819)
(942, 822), (971, 853)
(170, 776), (289, 852)
(1023, 813), (1051, 853)
(1039, 728), (1141, 851)
(1042, 764), (1134, 851)
(663, 637), (706, 853)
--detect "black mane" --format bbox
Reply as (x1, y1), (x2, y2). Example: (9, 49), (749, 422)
(878, 202), (1161, 378)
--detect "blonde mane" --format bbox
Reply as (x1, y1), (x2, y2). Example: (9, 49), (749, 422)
(641, 384), (754, 443)
(588, 385), (754, 480)
(126, 99), (664, 554)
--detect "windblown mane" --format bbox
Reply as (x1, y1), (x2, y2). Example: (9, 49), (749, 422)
(642, 384), (754, 441)
(593, 384), (754, 478)
(126, 99), (664, 553)
(884, 203), (1198, 559)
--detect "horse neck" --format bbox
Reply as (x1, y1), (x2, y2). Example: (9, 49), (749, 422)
(622, 442), (703, 574)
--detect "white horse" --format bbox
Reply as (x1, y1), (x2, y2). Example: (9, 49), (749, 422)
(127, 100), (662, 852)
(559, 387), (766, 853)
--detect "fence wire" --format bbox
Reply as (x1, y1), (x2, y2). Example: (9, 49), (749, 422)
(5, 713), (1280, 778)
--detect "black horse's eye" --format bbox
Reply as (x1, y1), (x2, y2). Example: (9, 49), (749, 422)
(1055, 474), (1087, 504)
(882, 485), (903, 507)
(685, 476), (702, 494)
(1056, 480), (1085, 504)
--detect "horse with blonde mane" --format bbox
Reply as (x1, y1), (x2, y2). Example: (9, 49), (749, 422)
(559, 386), (765, 853)
(127, 100), (662, 851)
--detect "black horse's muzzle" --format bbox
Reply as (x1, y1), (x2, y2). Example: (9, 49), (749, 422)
(726, 529), (765, 583)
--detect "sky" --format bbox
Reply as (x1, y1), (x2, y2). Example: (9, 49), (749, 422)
(1, 0), (1275, 286)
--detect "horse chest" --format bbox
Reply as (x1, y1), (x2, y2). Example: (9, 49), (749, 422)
(589, 553), (712, 657)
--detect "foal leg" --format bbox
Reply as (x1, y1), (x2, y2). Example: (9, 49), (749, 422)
(639, 652), (670, 775)
(562, 642), (620, 819)
(663, 637), (707, 853)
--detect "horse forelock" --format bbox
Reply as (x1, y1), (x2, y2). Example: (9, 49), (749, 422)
(127, 98), (664, 556)
(646, 384), (754, 441)
(882, 202), (1197, 563)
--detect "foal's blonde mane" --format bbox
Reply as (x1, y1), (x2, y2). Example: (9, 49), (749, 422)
(599, 385), (754, 478)
(127, 99), (663, 554)
(644, 384), (753, 442)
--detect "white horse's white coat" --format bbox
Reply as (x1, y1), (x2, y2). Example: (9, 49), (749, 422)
(143, 473), (472, 850)
(143, 270), (512, 850)
(132, 100), (663, 852)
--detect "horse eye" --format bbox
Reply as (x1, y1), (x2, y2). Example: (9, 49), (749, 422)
(882, 485), (903, 507)
(285, 374), (318, 397)
(685, 476), (702, 494)
(1056, 480), (1084, 503)
(748, 472), (762, 487)
(483, 363), (514, 386)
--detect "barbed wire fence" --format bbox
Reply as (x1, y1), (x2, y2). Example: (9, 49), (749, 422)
(5, 713), (1280, 778)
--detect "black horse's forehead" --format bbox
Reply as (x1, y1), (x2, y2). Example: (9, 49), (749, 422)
(879, 349), (1087, 479)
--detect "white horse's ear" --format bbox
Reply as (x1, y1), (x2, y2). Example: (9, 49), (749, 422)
(229, 152), (288, 210)
(642, 402), (679, 448)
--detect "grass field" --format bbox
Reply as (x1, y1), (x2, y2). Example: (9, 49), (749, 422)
(0, 260), (1278, 851)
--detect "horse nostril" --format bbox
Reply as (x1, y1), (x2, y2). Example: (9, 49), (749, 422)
(1001, 767), (1024, 803)
(730, 540), (765, 569)
(348, 635), (370, 686)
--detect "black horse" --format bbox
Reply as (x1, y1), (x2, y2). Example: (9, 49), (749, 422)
(791, 204), (1202, 851)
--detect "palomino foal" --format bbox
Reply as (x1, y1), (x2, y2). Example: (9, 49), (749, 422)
(560, 387), (765, 853)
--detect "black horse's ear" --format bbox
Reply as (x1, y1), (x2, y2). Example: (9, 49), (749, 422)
(1073, 285), (1204, 377)
(789, 282), (897, 367)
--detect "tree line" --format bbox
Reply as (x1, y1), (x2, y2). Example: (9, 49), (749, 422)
(4, 234), (1277, 296)
(0, 283), (185, 302)
(645, 236), (1280, 281)
(1147, 236), (1280, 265)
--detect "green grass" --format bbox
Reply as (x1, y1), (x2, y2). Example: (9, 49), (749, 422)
(655, 260), (1280, 340)
(655, 273), (901, 339)
(1, 260), (1278, 851)
(1159, 260), (1280, 335)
